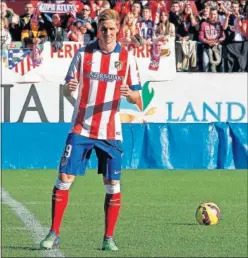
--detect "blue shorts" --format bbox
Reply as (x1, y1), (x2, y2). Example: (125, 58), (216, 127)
(59, 133), (122, 180)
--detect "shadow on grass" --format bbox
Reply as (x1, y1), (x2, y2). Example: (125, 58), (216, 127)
(2, 245), (41, 251)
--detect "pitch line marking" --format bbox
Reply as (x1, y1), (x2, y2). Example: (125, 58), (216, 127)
(2, 188), (65, 257)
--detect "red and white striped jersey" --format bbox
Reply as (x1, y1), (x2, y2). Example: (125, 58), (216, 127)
(65, 40), (141, 141)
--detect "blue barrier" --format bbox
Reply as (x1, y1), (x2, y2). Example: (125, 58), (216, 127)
(2, 123), (247, 169)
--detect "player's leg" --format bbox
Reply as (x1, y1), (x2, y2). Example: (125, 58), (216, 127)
(40, 133), (93, 249)
(95, 145), (122, 251)
(40, 173), (75, 249)
(102, 177), (121, 251)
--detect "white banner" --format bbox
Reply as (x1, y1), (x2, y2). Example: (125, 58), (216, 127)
(1, 41), (176, 84)
(1, 73), (247, 123)
(38, 4), (75, 14)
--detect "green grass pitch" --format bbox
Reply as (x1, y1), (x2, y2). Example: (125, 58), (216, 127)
(2, 169), (248, 257)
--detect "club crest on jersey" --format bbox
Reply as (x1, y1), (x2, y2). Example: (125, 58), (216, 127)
(114, 61), (123, 71)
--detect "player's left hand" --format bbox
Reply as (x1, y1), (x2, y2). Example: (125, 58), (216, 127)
(120, 84), (131, 97)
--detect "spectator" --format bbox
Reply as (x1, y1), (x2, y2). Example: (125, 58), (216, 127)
(130, 1), (142, 24)
(217, 0), (232, 12)
(20, 2), (34, 26)
(222, 1), (246, 42)
(118, 12), (138, 44)
(94, 0), (111, 22)
(21, 11), (48, 48)
(0, 1), (15, 25)
(148, 0), (167, 24)
(166, 0), (199, 15)
(175, 4), (199, 71)
(176, 3), (199, 41)
(136, 6), (154, 45)
(8, 14), (20, 41)
(41, 12), (70, 51)
(203, 0), (218, 9)
(155, 10), (175, 43)
(89, 0), (104, 18)
(67, 20), (86, 42)
(114, 0), (137, 23)
(199, 7), (226, 72)
(198, 5), (210, 24)
(99, 0), (111, 12)
(169, 1), (181, 29)
(76, 4), (97, 43)
(239, 0), (248, 39)
(217, 1), (232, 26)
(9, 2), (34, 41)
(0, 17), (12, 49)
(222, 1), (247, 72)
(239, 0), (248, 17)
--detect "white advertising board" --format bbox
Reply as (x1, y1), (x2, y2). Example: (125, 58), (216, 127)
(1, 73), (247, 123)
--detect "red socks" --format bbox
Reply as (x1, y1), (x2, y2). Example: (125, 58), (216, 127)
(51, 187), (69, 235)
(50, 187), (121, 238)
(104, 192), (121, 237)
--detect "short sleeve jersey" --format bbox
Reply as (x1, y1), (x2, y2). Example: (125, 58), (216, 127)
(65, 40), (141, 141)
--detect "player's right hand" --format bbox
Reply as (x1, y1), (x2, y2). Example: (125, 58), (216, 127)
(67, 79), (78, 91)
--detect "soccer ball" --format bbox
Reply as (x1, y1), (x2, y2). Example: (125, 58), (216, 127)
(195, 201), (220, 225)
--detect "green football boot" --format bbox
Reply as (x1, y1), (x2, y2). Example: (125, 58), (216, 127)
(102, 237), (118, 251)
(40, 231), (60, 249)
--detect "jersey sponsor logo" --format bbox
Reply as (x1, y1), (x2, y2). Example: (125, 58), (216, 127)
(84, 72), (122, 82)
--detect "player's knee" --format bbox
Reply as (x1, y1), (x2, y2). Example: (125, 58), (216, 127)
(59, 173), (75, 183)
(104, 182), (120, 194)
(55, 173), (75, 190)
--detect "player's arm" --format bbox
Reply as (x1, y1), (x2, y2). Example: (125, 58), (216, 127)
(63, 49), (82, 97)
(121, 52), (142, 104)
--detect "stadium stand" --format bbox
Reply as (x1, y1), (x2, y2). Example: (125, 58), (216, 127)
(1, 0), (248, 72)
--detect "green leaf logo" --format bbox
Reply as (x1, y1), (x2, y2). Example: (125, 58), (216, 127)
(142, 81), (154, 111)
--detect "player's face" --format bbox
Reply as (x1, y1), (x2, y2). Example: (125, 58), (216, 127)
(99, 19), (119, 45)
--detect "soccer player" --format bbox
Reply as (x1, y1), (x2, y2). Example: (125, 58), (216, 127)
(40, 9), (141, 251)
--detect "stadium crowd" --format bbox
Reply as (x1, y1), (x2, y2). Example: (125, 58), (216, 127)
(1, 0), (248, 72)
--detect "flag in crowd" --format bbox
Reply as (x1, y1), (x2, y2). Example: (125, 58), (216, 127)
(8, 48), (42, 76)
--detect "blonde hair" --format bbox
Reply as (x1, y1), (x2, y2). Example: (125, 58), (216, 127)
(98, 9), (120, 25)
(122, 12), (136, 34)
